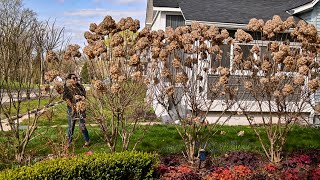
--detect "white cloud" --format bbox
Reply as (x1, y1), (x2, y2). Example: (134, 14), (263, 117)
(64, 8), (145, 19)
(57, 0), (65, 3)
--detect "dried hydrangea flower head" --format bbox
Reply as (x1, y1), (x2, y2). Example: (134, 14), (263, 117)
(248, 18), (264, 31)
(92, 80), (105, 92)
(129, 54), (140, 66)
(273, 90), (282, 98)
(260, 77), (269, 85)
(112, 45), (125, 57)
(165, 27), (176, 42)
(235, 29), (253, 43)
(54, 81), (64, 94)
(165, 86), (175, 96)
(111, 83), (121, 94)
(283, 16), (295, 29)
(89, 23), (97, 32)
(135, 37), (149, 51)
(250, 45), (260, 54)
(46, 50), (59, 62)
(308, 79), (320, 92)
(76, 100), (87, 112)
(272, 50), (286, 63)
(110, 64), (121, 79)
(172, 57), (181, 69)
(291, 20), (318, 44)
(159, 48), (169, 61)
(102, 15), (116, 31)
(139, 27), (151, 38)
(83, 45), (95, 59)
(175, 72), (188, 84)
(220, 29), (229, 39)
(279, 44), (290, 54)
(117, 18), (126, 31)
(44, 70), (60, 82)
(263, 20), (275, 38)
(282, 84), (294, 96)
(315, 104), (320, 113)
(160, 68), (171, 79)
(268, 42), (279, 52)
(219, 76), (229, 85)
(131, 71), (142, 81)
(261, 61), (272, 72)
(131, 19), (140, 33)
(64, 44), (81, 60)
(110, 33), (124, 47)
(293, 75), (305, 86)
(243, 61), (253, 70)
(298, 65), (310, 75)
(272, 15), (284, 33)
(244, 81), (253, 90)
(150, 47), (160, 59)
(283, 56), (294, 70)
(93, 40), (107, 56)
(220, 67), (230, 77)
(84, 31), (93, 41)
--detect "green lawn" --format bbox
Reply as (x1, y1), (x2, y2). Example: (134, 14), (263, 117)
(25, 125), (320, 159)
(3, 98), (320, 170)
(20, 103), (69, 126)
(0, 80), (38, 90)
(1, 98), (59, 120)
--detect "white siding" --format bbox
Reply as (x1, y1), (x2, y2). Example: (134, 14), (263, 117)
(151, 11), (184, 31)
(299, 3), (320, 104)
(300, 9), (313, 24)
(315, 2), (320, 30)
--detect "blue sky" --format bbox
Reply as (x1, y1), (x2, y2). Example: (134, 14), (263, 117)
(24, 0), (147, 46)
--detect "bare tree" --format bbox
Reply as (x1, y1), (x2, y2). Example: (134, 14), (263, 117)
(0, 0), (67, 164)
(233, 16), (320, 163)
(82, 16), (152, 152)
(148, 23), (237, 163)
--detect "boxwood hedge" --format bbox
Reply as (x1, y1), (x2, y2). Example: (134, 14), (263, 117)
(0, 151), (159, 179)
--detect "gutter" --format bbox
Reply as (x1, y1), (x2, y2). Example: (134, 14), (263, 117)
(286, 0), (319, 15)
(185, 20), (248, 29)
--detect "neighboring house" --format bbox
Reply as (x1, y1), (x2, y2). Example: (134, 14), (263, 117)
(145, 0), (320, 125)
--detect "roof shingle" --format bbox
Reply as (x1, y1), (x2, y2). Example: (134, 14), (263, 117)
(153, 0), (313, 24)
(153, 0), (180, 8)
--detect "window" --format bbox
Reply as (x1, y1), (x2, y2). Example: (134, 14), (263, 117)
(207, 74), (255, 100)
(211, 44), (231, 68)
(239, 45), (253, 60)
(166, 15), (185, 29)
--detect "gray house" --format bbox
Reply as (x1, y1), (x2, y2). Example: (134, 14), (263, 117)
(145, 0), (320, 125)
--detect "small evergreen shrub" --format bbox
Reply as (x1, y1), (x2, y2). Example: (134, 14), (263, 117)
(0, 151), (159, 179)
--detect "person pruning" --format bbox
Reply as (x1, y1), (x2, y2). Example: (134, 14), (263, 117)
(63, 73), (90, 147)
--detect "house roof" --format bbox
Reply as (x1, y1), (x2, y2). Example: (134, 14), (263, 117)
(153, 0), (180, 8)
(287, 0), (313, 10)
(153, 0), (314, 24)
(287, 0), (319, 14)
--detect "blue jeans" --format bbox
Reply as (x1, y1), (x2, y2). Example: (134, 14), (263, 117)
(67, 106), (90, 145)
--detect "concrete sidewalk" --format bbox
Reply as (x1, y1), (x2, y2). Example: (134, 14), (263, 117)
(1, 100), (63, 131)
(1, 90), (43, 104)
